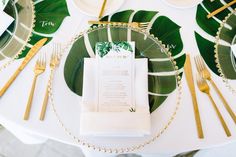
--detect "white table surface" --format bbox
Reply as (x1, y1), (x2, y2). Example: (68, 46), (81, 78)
(0, 0), (236, 156)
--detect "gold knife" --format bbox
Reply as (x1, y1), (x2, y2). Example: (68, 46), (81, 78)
(0, 38), (48, 97)
(184, 54), (204, 139)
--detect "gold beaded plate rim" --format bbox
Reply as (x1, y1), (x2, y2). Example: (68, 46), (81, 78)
(48, 24), (183, 154)
(214, 9), (236, 95)
(0, 0), (35, 73)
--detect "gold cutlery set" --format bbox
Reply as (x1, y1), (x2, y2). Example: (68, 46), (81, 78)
(25, 44), (61, 121)
(0, 38), (48, 97)
(185, 54), (235, 138)
(0, 38), (61, 121)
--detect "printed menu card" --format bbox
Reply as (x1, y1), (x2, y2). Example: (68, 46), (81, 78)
(95, 41), (135, 112)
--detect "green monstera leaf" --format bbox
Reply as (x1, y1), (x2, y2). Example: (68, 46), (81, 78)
(64, 10), (185, 113)
(195, 0), (236, 78)
(18, 0), (70, 58)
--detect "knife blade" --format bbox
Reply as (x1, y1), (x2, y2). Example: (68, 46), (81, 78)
(184, 54), (204, 139)
(0, 38), (48, 97)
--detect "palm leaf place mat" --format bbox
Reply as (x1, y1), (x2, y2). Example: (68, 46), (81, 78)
(0, 0), (69, 70)
(64, 10), (186, 113)
(195, 0), (236, 93)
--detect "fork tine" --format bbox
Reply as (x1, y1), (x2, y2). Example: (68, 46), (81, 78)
(43, 52), (46, 67)
(140, 24), (149, 27)
(194, 56), (200, 72)
(194, 56), (203, 73)
(51, 44), (56, 61)
(198, 55), (207, 69)
(140, 22), (149, 25)
(36, 56), (39, 66)
(140, 23), (148, 26)
(197, 56), (205, 71)
(39, 54), (43, 67)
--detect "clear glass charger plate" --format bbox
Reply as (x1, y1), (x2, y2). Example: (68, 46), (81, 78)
(49, 25), (182, 153)
(215, 10), (236, 94)
(0, 0), (35, 70)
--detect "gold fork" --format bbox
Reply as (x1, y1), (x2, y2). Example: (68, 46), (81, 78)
(39, 44), (61, 121)
(196, 74), (231, 137)
(88, 20), (150, 30)
(194, 55), (236, 124)
(24, 53), (46, 120)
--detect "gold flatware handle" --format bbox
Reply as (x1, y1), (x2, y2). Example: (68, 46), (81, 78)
(209, 79), (236, 124)
(184, 54), (204, 139)
(98, 0), (107, 18)
(207, 0), (236, 18)
(24, 75), (37, 120)
(207, 93), (231, 137)
(0, 68), (21, 97)
(39, 81), (49, 121)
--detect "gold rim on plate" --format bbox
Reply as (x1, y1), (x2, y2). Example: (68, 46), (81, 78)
(214, 9), (236, 95)
(0, 0), (35, 72)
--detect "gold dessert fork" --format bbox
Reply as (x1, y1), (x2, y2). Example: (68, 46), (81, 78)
(88, 21), (150, 30)
(39, 44), (61, 121)
(194, 55), (236, 124)
(196, 74), (231, 137)
(24, 53), (46, 120)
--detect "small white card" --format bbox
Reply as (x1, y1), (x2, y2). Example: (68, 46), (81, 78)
(231, 44), (236, 58)
(0, 11), (14, 37)
(96, 41), (135, 112)
(0, 0), (10, 11)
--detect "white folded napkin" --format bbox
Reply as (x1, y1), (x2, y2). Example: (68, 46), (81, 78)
(232, 44), (236, 58)
(80, 58), (151, 137)
(0, 11), (14, 37)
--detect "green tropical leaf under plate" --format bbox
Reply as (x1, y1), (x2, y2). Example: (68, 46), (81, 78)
(64, 10), (185, 113)
(195, 0), (236, 78)
(19, 0), (70, 58)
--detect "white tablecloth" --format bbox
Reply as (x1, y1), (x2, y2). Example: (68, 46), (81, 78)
(0, 0), (236, 156)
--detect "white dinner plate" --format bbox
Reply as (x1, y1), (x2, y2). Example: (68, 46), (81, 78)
(162, 0), (203, 9)
(72, 0), (125, 17)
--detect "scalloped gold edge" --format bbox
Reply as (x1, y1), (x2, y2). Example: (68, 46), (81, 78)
(0, 0), (36, 72)
(214, 9), (236, 94)
(48, 24), (183, 153)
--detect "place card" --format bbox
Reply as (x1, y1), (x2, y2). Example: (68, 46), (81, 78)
(232, 44), (236, 58)
(0, 11), (14, 37)
(95, 41), (135, 112)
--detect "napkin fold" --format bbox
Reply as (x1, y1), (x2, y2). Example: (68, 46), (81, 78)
(80, 58), (150, 137)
